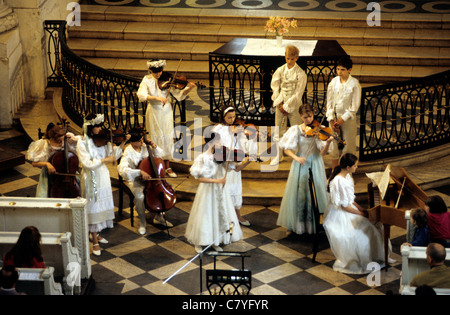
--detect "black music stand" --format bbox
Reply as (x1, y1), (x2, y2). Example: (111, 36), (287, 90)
(308, 168), (326, 262)
(205, 251), (251, 295)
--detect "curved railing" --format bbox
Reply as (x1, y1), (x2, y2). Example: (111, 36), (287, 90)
(44, 20), (186, 149)
(45, 20), (450, 162)
(359, 70), (450, 161)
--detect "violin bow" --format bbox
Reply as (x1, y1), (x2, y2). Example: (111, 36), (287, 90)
(168, 59), (183, 91)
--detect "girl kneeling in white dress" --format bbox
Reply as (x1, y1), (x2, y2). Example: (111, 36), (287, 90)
(185, 132), (243, 253)
(323, 153), (385, 274)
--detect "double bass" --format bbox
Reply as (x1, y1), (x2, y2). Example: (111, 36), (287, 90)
(48, 118), (81, 198)
(138, 137), (176, 213)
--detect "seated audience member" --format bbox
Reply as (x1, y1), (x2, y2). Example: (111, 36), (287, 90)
(410, 243), (450, 289)
(3, 226), (45, 268)
(425, 195), (450, 248)
(0, 266), (25, 295)
(403, 208), (429, 247)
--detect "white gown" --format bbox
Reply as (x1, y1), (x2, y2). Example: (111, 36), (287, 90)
(77, 137), (123, 233)
(137, 74), (189, 160)
(323, 174), (385, 274)
(211, 124), (257, 210)
(185, 152), (243, 247)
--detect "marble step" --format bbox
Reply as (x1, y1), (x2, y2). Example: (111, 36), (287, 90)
(80, 4), (449, 30)
(68, 38), (450, 67)
(68, 20), (450, 48)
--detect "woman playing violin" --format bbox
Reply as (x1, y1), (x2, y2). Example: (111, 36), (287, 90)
(137, 59), (195, 178)
(26, 122), (80, 198)
(276, 104), (333, 235)
(211, 106), (257, 226)
(76, 114), (130, 256)
(117, 128), (173, 235)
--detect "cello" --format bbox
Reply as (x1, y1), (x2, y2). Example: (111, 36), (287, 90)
(48, 118), (81, 198)
(138, 136), (176, 214)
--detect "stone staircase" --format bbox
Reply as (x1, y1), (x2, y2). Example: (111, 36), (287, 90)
(67, 5), (450, 84)
(60, 5), (450, 205)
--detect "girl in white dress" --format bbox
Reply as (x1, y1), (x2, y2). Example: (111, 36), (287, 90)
(137, 59), (195, 178)
(212, 106), (256, 226)
(276, 104), (333, 234)
(323, 153), (385, 274)
(76, 114), (130, 256)
(185, 132), (243, 253)
(26, 123), (79, 197)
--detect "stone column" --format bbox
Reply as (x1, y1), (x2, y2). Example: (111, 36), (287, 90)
(0, 1), (23, 128)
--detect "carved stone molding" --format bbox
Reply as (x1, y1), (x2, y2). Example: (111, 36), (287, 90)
(0, 1), (18, 33)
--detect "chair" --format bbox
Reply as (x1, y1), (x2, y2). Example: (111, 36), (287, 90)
(308, 168), (326, 263)
(118, 173), (135, 227)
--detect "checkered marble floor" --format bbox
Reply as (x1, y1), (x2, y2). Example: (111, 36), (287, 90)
(0, 135), (408, 295)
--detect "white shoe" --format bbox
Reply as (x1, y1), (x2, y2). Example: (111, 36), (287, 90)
(195, 246), (203, 253)
(212, 245), (223, 252)
(153, 214), (173, 227)
(166, 168), (177, 178)
(388, 257), (397, 264)
(269, 156), (279, 166)
(239, 219), (250, 226)
(92, 244), (101, 256)
(98, 236), (108, 244)
(89, 234), (108, 244)
(138, 226), (146, 235)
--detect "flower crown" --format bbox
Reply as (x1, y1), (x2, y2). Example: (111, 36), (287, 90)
(147, 59), (166, 70)
(84, 114), (104, 126)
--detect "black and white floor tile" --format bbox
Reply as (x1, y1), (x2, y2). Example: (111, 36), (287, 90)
(0, 130), (409, 296)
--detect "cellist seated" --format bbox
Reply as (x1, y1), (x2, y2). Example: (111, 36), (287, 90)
(26, 123), (80, 198)
(117, 128), (173, 235)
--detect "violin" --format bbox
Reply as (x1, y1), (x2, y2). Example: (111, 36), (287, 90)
(305, 120), (346, 146)
(158, 71), (189, 90)
(234, 118), (268, 142)
(48, 117), (81, 198)
(92, 129), (127, 147)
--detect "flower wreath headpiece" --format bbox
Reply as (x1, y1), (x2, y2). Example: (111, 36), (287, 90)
(83, 114), (104, 136)
(147, 59), (166, 70)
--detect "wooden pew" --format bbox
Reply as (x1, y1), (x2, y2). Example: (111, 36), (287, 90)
(0, 231), (81, 295)
(400, 244), (450, 295)
(0, 197), (91, 279)
(15, 267), (63, 295)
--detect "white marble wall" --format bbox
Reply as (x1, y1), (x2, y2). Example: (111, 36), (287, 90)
(0, 0), (76, 128)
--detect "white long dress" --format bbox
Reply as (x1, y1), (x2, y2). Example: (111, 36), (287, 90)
(76, 137), (123, 233)
(276, 125), (330, 234)
(323, 174), (385, 274)
(185, 152), (243, 247)
(211, 124), (257, 210)
(137, 74), (189, 160)
(26, 134), (79, 198)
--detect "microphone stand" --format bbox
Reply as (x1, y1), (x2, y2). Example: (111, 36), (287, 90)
(163, 222), (234, 295)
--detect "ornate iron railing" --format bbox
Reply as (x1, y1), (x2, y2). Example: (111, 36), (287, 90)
(209, 43), (341, 126)
(359, 70), (450, 161)
(44, 20), (186, 146)
(45, 20), (450, 162)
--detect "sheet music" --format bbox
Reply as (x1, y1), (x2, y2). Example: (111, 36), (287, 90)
(240, 39), (318, 56)
(365, 164), (391, 200)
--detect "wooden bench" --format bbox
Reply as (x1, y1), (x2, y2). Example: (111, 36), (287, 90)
(400, 245), (450, 295)
(15, 267), (63, 295)
(0, 231), (81, 295)
(0, 196), (91, 279)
